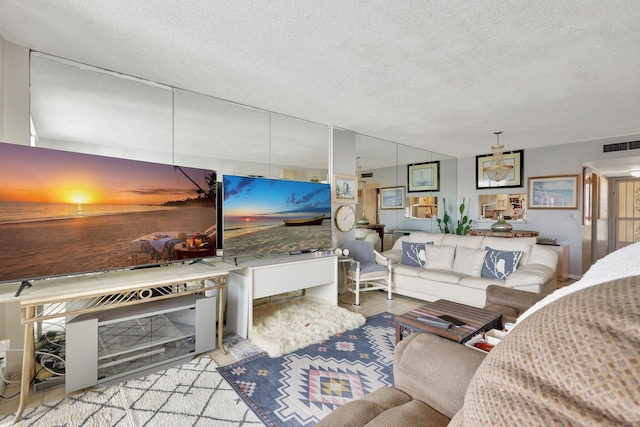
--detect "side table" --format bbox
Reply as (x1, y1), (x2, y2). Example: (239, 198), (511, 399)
(395, 299), (502, 344)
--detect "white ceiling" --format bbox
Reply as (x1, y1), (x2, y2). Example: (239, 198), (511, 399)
(1, 0), (640, 159)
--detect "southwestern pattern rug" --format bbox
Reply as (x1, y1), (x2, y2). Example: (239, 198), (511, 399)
(218, 312), (397, 427)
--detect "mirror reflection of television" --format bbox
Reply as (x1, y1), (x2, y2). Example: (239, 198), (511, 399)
(0, 142), (217, 286)
(222, 175), (331, 257)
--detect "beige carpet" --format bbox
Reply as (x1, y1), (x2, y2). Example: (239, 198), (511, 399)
(250, 296), (366, 357)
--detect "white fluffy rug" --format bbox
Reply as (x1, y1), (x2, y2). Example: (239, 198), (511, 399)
(250, 296), (366, 357)
(1, 357), (261, 427)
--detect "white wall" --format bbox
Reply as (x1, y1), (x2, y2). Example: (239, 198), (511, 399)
(457, 134), (640, 276)
(1, 41), (29, 145)
(331, 128), (357, 246)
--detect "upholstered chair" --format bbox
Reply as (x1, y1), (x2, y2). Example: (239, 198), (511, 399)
(342, 240), (392, 306)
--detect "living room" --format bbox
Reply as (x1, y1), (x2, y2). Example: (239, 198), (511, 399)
(1, 2), (639, 426)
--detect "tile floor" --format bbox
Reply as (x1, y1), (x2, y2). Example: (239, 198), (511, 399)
(0, 290), (423, 418)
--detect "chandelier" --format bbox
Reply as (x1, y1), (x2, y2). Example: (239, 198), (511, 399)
(485, 131), (513, 182)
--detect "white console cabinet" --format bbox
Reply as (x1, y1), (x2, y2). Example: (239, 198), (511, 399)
(66, 294), (216, 392)
(227, 255), (338, 338)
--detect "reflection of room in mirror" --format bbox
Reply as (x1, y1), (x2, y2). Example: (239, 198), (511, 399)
(479, 194), (526, 220)
(407, 196), (439, 218)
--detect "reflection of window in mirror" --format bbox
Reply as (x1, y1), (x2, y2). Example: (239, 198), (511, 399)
(479, 194), (526, 220)
(406, 196), (438, 219)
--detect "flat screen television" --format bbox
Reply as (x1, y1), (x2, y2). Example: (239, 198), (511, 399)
(0, 142), (217, 289)
(222, 175), (332, 257)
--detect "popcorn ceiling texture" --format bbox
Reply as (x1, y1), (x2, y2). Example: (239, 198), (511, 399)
(1, 1), (639, 157)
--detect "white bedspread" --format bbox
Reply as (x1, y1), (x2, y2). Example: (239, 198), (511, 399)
(518, 241), (640, 323)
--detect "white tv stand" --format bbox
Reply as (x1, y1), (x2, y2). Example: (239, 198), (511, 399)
(0, 260), (235, 424)
(226, 254), (338, 338)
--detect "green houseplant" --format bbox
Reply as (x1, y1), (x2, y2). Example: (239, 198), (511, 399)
(437, 198), (473, 235)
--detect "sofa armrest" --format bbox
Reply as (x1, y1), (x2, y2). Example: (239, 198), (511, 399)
(505, 264), (555, 290)
(374, 250), (391, 267)
(394, 333), (486, 419)
(484, 284), (546, 325)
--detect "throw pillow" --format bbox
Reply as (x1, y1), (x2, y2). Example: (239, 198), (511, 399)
(424, 245), (456, 270)
(452, 246), (488, 277)
(481, 246), (523, 280)
(400, 241), (428, 267)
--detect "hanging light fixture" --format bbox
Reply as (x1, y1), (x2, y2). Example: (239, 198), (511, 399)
(485, 131), (513, 182)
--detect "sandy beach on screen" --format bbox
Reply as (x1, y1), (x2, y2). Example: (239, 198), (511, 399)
(0, 207), (215, 283)
(223, 222), (332, 257)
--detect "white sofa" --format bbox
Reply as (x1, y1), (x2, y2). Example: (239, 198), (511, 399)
(381, 232), (558, 308)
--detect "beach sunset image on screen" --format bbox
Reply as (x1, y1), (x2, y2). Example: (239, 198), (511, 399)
(0, 142), (217, 284)
(222, 175), (331, 256)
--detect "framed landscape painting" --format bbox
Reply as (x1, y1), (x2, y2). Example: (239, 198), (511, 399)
(528, 174), (580, 209)
(333, 174), (357, 202)
(381, 186), (405, 209)
(408, 161), (439, 192)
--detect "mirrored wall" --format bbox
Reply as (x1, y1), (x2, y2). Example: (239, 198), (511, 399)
(30, 52), (330, 181)
(29, 52), (456, 241)
(355, 134), (457, 236)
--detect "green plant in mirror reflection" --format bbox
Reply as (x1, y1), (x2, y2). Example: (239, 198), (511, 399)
(437, 198), (473, 235)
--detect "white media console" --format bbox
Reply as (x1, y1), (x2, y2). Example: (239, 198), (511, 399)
(226, 254), (338, 338)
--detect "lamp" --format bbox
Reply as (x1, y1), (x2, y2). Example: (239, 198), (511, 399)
(485, 131), (513, 182)
(630, 170), (640, 178)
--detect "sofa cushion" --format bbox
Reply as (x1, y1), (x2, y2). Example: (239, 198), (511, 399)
(450, 276), (640, 426)
(441, 234), (485, 249)
(452, 246), (488, 277)
(315, 386), (450, 427)
(418, 268), (464, 284)
(392, 232), (444, 250)
(424, 245), (456, 270)
(481, 247), (522, 280)
(392, 263), (422, 277)
(458, 276), (504, 291)
(400, 241), (429, 267)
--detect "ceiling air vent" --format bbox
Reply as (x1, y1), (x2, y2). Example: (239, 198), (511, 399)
(361, 172), (373, 178)
(603, 140), (640, 153)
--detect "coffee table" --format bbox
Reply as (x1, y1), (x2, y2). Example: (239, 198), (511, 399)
(395, 299), (502, 344)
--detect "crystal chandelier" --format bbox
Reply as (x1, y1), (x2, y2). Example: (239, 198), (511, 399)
(485, 131), (513, 182)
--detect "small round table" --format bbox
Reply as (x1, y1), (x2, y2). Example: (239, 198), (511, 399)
(174, 243), (217, 260)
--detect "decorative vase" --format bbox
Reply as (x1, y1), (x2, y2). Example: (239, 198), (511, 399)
(491, 211), (512, 232)
(357, 212), (370, 226)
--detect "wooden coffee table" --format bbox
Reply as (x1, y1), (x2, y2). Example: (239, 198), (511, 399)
(395, 299), (502, 344)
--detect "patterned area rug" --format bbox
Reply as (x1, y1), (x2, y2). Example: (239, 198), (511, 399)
(0, 357), (262, 427)
(218, 312), (397, 427)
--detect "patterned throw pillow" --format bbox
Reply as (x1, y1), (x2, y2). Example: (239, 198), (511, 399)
(400, 241), (433, 267)
(481, 246), (523, 280)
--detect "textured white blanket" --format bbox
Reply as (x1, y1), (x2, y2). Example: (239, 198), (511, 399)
(518, 241), (640, 323)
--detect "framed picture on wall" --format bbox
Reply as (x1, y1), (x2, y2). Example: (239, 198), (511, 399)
(408, 161), (440, 192)
(381, 186), (405, 209)
(476, 149), (524, 189)
(333, 174), (357, 202)
(528, 174), (580, 209)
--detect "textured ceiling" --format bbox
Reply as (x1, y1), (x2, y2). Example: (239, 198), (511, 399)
(1, 0), (640, 159)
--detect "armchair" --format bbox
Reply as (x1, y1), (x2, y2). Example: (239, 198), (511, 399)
(343, 240), (392, 306)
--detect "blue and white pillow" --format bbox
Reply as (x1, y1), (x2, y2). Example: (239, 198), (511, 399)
(481, 246), (523, 280)
(400, 241), (433, 267)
